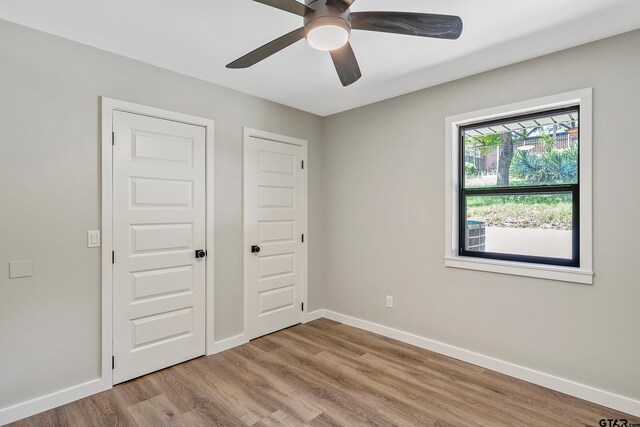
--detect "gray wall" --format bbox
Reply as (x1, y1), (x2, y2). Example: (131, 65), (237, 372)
(0, 19), (324, 409)
(321, 29), (640, 401)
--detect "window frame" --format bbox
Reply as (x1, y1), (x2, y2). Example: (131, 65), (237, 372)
(444, 89), (593, 285)
(458, 106), (580, 268)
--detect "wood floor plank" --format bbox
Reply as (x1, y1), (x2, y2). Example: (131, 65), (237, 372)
(305, 319), (611, 425)
(159, 362), (254, 426)
(8, 320), (639, 426)
(127, 394), (182, 426)
(231, 343), (396, 426)
(316, 350), (512, 426)
(359, 350), (573, 426)
(265, 337), (475, 425)
(250, 336), (283, 353)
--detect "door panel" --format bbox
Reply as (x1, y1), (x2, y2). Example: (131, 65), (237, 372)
(130, 308), (194, 348)
(131, 132), (194, 165)
(113, 111), (206, 384)
(131, 266), (193, 300)
(130, 223), (193, 253)
(259, 186), (295, 208)
(259, 220), (295, 244)
(131, 178), (193, 207)
(245, 134), (306, 339)
(259, 285), (295, 315)
(259, 252), (295, 277)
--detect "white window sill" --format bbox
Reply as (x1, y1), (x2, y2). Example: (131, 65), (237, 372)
(445, 256), (593, 285)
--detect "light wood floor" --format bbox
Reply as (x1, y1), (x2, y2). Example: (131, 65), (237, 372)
(9, 318), (638, 426)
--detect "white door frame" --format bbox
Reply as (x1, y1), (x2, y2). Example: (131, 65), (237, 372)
(100, 97), (215, 389)
(243, 127), (308, 339)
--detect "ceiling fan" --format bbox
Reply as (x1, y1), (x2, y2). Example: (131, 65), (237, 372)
(226, 0), (463, 87)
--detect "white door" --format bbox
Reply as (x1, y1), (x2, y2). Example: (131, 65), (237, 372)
(244, 130), (307, 340)
(112, 111), (206, 384)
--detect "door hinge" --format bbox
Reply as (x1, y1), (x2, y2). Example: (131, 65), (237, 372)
(112, 356), (115, 369)
(112, 251), (115, 264)
(112, 132), (115, 146)
(301, 160), (304, 170)
(301, 302), (304, 312)
(301, 234), (304, 243)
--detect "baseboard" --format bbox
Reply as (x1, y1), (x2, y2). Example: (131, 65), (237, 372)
(207, 333), (249, 356)
(322, 309), (640, 417)
(0, 378), (108, 426)
(303, 309), (325, 323)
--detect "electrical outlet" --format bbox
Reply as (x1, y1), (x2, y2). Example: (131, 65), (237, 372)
(386, 295), (393, 308)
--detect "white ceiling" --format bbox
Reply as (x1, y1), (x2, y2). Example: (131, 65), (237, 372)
(1, 0), (640, 116)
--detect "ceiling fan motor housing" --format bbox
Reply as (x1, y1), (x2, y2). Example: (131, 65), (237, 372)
(303, 0), (352, 37)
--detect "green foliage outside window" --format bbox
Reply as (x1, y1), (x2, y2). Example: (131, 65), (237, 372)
(510, 143), (578, 184)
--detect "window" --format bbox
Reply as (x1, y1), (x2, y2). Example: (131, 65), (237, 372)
(459, 107), (579, 267)
(445, 90), (593, 284)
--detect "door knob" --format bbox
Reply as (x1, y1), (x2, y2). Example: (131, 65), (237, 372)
(251, 245), (261, 254)
(195, 249), (207, 259)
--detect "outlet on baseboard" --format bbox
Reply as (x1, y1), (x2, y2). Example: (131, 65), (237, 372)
(386, 295), (393, 308)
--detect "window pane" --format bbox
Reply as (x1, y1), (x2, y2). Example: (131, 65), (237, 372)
(464, 193), (574, 260)
(463, 110), (579, 189)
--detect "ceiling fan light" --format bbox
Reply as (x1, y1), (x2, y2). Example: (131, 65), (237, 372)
(306, 24), (350, 51)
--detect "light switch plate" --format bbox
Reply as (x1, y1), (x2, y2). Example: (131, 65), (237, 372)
(87, 230), (101, 248)
(9, 260), (33, 279)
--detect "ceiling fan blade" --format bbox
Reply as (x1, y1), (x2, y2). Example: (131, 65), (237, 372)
(325, 0), (355, 12)
(330, 42), (361, 87)
(351, 12), (463, 40)
(251, 0), (313, 16)
(226, 27), (306, 69)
